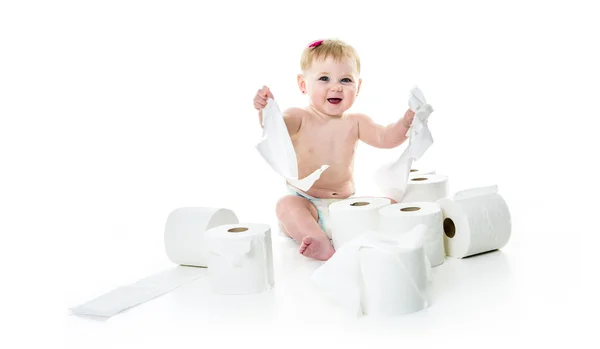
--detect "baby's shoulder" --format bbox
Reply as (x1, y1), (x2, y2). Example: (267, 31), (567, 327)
(283, 107), (308, 118)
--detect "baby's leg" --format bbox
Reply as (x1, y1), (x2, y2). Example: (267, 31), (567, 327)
(276, 195), (335, 261)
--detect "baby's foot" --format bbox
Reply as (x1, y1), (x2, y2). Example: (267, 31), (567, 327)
(299, 236), (335, 261)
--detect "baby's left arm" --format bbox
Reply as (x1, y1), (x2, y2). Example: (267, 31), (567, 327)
(355, 109), (415, 149)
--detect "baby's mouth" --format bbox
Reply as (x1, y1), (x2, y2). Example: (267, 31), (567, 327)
(327, 98), (342, 105)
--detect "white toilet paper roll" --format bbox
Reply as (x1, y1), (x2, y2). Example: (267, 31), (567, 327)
(164, 207), (239, 267)
(402, 174), (449, 203)
(409, 168), (436, 177)
(205, 223), (274, 295)
(311, 225), (432, 317)
(437, 185), (511, 258)
(378, 202), (445, 267)
(360, 243), (431, 316)
(329, 197), (392, 249)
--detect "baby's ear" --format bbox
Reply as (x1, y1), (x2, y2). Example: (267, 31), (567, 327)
(297, 74), (306, 94)
(356, 78), (363, 96)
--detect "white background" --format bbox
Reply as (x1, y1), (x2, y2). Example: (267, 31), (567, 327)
(1, 0), (599, 347)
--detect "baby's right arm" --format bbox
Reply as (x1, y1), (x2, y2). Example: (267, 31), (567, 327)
(253, 86), (302, 135)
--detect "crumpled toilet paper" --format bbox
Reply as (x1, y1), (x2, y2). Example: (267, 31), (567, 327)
(256, 98), (329, 192)
(311, 224), (433, 317)
(375, 87), (434, 202)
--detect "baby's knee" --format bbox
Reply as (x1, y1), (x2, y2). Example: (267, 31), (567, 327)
(275, 195), (317, 220)
(276, 195), (299, 218)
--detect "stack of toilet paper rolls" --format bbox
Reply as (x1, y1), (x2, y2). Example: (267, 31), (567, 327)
(321, 169), (512, 316)
(328, 168), (512, 262)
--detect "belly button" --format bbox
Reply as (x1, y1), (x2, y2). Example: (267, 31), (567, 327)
(332, 193), (337, 196)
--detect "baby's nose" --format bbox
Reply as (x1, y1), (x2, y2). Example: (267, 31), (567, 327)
(331, 84), (342, 91)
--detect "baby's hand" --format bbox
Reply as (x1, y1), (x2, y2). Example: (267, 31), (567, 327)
(254, 86), (274, 110)
(402, 108), (416, 128)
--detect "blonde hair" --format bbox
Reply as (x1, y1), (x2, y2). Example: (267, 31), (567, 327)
(300, 39), (361, 74)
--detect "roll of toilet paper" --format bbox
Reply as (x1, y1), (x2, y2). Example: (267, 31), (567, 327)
(437, 185), (511, 258)
(409, 168), (436, 177)
(329, 197), (392, 249)
(205, 223), (274, 295)
(360, 242), (431, 316)
(378, 202), (445, 267)
(402, 174), (449, 203)
(165, 207), (239, 267)
(311, 225), (432, 317)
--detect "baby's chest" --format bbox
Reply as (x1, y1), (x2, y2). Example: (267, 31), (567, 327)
(299, 121), (358, 150)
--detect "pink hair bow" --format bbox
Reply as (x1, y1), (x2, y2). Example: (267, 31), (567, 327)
(308, 40), (323, 48)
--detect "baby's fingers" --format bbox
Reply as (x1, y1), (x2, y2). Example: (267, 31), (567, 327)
(254, 95), (267, 109)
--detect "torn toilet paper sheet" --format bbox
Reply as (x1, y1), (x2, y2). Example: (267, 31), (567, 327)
(311, 225), (432, 317)
(69, 266), (208, 319)
(375, 87), (434, 202)
(406, 87), (434, 159)
(255, 98), (329, 192)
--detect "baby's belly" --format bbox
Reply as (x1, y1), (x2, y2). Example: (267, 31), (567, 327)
(293, 130), (358, 199)
(300, 165), (355, 199)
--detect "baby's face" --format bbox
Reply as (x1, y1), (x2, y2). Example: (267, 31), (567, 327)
(300, 56), (361, 117)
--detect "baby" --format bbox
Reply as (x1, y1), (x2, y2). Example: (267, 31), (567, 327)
(253, 39), (415, 261)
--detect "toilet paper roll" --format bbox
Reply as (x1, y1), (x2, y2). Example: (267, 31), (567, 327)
(360, 242), (431, 316)
(329, 197), (392, 249)
(402, 174), (449, 203)
(205, 223), (274, 295)
(311, 225), (432, 317)
(70, 207), (239, 319)
(165, 207), (239, 267)
(378, 202), (445, 267)
(409, 168), (436, 177)
(437, 185), (511, 258)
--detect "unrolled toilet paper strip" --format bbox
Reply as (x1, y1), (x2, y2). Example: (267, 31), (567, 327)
(256, 98), (329, 192)
(378, 202), (445, 267)
(205, 223), (274, 295)
(375, 86), (434, 202)
(69, 266), (208, 319)
(311, 225), (432, 317)
(402, 174), (449, 203)
(438, 185), (511, 258)
(329, 197), (392, 249)
(69, 207), (239, 319)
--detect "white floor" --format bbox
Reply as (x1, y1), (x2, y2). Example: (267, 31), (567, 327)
(2, 1), (596, 347)
(64, 207), (593, 348)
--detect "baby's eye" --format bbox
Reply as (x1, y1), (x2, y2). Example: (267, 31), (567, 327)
(319, 76), (329, 82)
(341, 78), (353, 83)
